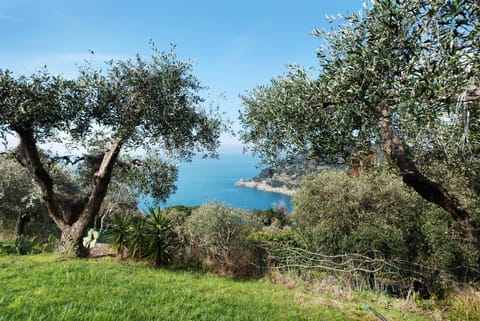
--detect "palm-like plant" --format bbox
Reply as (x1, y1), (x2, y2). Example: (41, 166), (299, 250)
(106, 211), (131, 259)
(126, 216), (148, 259)
(144, 208), (178, 267)
(106, 208), (179, 266)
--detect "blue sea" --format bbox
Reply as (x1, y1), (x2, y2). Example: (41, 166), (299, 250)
(139, 153), (292, 212)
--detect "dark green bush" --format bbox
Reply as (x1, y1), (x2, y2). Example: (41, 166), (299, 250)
(0, 240), (16, 255)
(270, 180), (284, 188)
(164, 205), (198, 218)
(2, 235), (55, 255)
(125, 216), (147, 259)
(251, 207), (290, 228)
(291, 169), (479, 284)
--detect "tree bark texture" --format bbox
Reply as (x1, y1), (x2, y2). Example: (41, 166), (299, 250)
(378, 106), (480, 247)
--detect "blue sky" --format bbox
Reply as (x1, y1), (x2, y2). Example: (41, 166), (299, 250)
(1, 0), (365, 153)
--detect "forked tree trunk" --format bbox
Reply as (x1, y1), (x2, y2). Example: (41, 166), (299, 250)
(14, 126), (123, 257)
(378, 106), (480, 247)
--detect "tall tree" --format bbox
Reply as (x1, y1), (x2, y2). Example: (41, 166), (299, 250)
(240, 0), (480, 246)
(0, 46), (226, 256)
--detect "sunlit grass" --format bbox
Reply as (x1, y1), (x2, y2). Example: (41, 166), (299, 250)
(446, 288), (480, 321)
(0, 254), (437, 321)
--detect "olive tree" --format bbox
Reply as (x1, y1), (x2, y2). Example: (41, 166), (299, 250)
(240, 0), (480, 246)
(0, 46), (226, 256)
(0, 155), (43, 237)
(0, 154), (79, 240)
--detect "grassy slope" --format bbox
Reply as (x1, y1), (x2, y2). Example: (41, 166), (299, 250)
(0, 255), (435, 321)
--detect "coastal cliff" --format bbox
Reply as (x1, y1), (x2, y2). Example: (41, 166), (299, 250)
(235, 178), (296, 196)
(235, 156), (327, 196)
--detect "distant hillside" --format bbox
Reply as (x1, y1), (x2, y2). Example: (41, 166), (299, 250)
(236, 155), (328, 196)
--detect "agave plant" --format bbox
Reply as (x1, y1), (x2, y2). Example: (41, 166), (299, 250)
(126, 216), (148, 259)
(106, 211), (131, 259)
(144, 208), (178, 267)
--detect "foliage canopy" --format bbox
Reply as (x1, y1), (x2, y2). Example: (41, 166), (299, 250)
(240, 0), (480, 245)
(0, 45), (226, 256)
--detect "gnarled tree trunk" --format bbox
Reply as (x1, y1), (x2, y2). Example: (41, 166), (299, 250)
(14, 125), (123, 257)
(60, 224), (89, 257)
(378, 106), (480, 247)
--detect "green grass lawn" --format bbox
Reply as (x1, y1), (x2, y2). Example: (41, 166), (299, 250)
(0, 254), (437, 321)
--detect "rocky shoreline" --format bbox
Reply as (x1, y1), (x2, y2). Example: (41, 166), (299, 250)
(235, 179), (296, 196)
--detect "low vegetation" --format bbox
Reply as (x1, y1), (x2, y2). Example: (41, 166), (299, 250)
(292, 169), (479, 289)
(0, 254), (448, 321)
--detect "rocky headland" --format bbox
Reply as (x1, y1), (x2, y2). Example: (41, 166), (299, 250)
(235, 178), (296, 196)
(235, 155), (328, 196)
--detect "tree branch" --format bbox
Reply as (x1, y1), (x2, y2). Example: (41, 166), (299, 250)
(115, 158), (146, 171)
(49, 155), (88, 166)
(75, 137), (123, 230)
(378, 106), (480, 247)
(448, 86), (480, 102)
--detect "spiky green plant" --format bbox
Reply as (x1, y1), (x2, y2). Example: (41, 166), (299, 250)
(107, 211), (132, 258)
(144, 208), (178, 267)
(126, 216), (147, 259)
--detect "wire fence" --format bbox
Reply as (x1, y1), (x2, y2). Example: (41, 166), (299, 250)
(256, 242), (479, 297)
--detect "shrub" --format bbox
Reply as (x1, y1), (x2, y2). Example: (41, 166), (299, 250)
(291, 169), (480, 289)
(184, 203), (262, 277)
(270, 180), (284, 188)
(420, 208), (480, 283)
(292, 170), (424, 259)
(126, 216), (148, 259)
(40, 234), (59, 253)
(164, 205), (198, 218)
(11, 235), (55, 255)
(250, 230), (298, 247)
(446, 288), (480, 321)
(251, 207), (291, 228)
